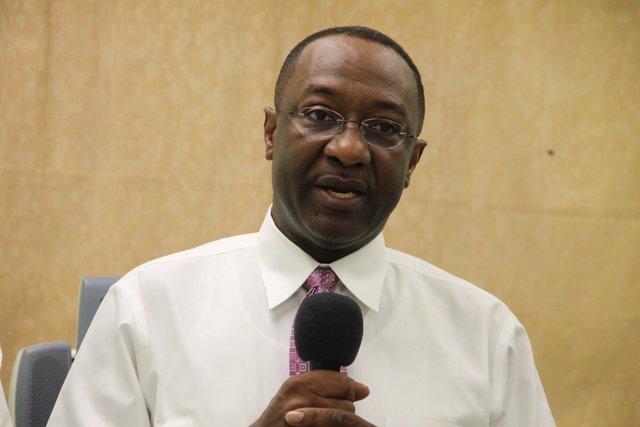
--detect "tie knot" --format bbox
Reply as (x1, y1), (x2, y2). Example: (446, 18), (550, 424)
(304, 266), (339, 293)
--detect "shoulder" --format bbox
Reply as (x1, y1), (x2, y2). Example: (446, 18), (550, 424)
(142, 232), (258, 267)
(384, 248), (527, 363)
(113, 233), (258, 293)
(385, 247), (513, 315)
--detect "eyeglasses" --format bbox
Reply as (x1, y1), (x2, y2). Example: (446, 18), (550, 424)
(277, 106), (417, 150)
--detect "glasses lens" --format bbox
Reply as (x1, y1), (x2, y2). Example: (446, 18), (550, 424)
(297, 107), (341, 138)
(361, 119), (405, 149)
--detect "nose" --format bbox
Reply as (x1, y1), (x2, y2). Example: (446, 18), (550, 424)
(324, 121), (371, 166)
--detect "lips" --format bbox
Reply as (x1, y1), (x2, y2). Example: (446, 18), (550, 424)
(315, 176), (367, 204)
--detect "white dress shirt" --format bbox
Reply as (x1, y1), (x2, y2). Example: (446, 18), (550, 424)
(48, 209), (555, 426)
(0, 348), (14, 427)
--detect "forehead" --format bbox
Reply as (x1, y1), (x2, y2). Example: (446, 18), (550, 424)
(284, 35), (419, 120)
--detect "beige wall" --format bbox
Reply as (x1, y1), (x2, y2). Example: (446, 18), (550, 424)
(1, 1), (639, 425)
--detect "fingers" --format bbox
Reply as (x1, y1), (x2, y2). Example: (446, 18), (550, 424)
(252, 371), (373, 427)
(290, 372), (361, 413)
(350, 379), (370, 402)
(293, 372), (370, 407)
(282, 376), (374, 426)
(284, 408), (376, 427)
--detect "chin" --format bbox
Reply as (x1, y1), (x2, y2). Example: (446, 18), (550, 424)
(306, 221), (376, 249)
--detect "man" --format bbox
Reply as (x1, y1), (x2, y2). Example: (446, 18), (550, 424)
(48, 26), (555, 426)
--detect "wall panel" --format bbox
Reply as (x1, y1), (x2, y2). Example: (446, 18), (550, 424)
(1, 1), (638, 425)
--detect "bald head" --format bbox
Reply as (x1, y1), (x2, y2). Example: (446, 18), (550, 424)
(274, 26), (425, 134)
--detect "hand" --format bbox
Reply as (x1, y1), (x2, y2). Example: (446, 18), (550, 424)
(250, 370), (376, 427)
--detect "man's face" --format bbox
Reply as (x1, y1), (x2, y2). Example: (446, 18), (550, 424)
(264, 35), (426, 263)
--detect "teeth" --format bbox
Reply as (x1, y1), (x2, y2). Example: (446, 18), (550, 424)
(327, 189), (357, 199)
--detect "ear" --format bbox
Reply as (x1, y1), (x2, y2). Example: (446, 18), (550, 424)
(404, 139), (427, 188)
(264, 106), (278, 161)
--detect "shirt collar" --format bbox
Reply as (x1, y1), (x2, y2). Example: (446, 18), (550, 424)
(256, 206), (387, 312)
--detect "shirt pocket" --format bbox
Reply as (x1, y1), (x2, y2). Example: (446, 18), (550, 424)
(386, 418), (464, 427)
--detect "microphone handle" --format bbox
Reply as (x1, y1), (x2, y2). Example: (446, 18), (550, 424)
(309, 361), (341, 372)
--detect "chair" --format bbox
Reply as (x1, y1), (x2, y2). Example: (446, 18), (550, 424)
(9, 277), (119, 427)
(76, 277), (120, 351)
(8, 342), (71, 427)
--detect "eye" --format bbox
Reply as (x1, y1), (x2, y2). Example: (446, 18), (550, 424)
(366, 119), (403, 135)
(303, 107), (338, 122)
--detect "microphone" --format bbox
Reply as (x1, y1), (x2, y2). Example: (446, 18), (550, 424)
(294, 292), (364, 372)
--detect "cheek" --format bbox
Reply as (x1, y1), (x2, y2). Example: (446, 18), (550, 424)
(375, 154), (411, 189)
(271, 143), (311, 192)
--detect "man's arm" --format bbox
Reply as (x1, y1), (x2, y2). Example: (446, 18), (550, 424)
(491, 319), (556, 427)
(47, 284), (151, 426)
(0, 348), (14, 427)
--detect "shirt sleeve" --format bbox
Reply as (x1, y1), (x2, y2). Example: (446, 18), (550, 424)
(47, 282), (151, 426)
(0, 348), (14, 427)
(491, 317), (556, 427)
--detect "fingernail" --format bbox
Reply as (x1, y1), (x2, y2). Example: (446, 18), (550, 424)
(285, 410), (304, 424)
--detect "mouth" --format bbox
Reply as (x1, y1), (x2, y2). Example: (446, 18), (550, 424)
(317, 176), (366, 195)
(315, 176), (367, 207)
(324, 187), (361, 199)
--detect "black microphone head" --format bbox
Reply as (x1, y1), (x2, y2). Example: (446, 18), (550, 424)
(294, 292), (364, 369)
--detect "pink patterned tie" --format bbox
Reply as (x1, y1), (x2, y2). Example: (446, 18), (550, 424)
(290, 266), (347, 376)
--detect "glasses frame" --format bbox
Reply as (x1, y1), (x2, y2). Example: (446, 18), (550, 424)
(277, 106), (417, 150)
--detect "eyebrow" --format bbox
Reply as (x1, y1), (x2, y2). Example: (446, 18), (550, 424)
(372, 99), (409, 119)
(303, 84), (338, 98)
(302, 84), (409, 119)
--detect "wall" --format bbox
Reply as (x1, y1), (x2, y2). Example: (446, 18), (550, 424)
(1, 1), (639, 425)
